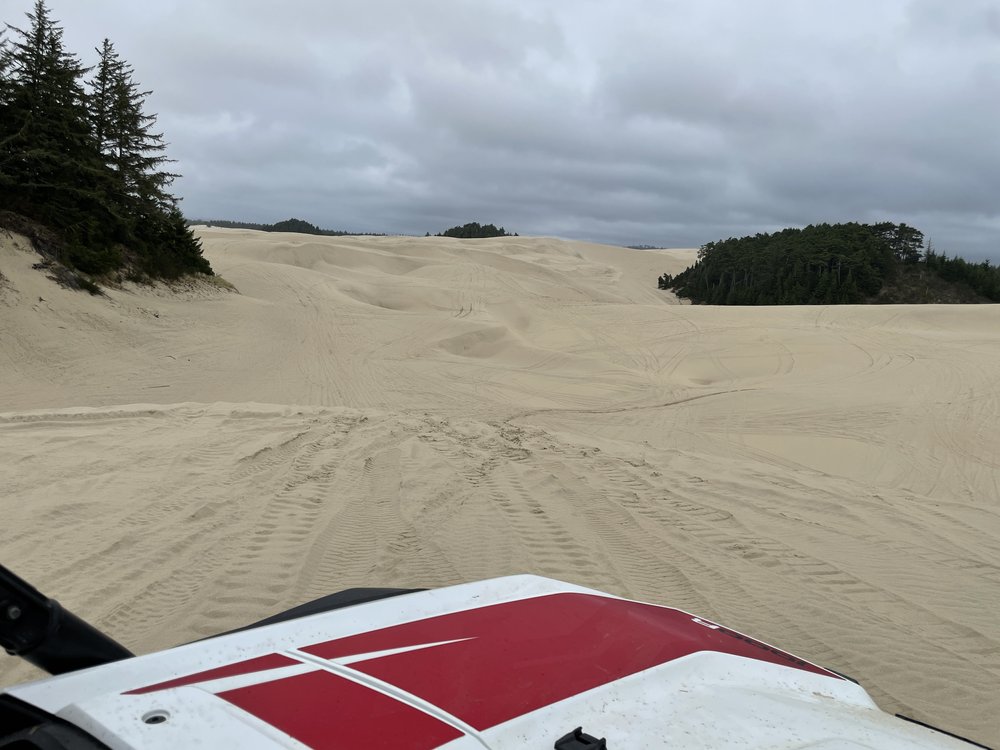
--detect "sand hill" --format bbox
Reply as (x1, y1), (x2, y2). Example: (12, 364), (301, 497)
(1, 227), (998, 744)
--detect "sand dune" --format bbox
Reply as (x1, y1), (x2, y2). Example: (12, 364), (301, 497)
(1, 228), (998, 744)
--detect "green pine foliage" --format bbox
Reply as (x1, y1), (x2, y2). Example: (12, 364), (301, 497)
(921, 247), (1000, 301)
(665, 222), (1000, 305)
(89, 38), (177, 212)
(0, 1), (211, 281)
(437, 222), (514, 238)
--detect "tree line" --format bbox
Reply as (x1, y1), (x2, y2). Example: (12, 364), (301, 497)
(0, 1), (211, 282)
(920, 247), (1000, 300)
(197, 218), (385, 237)
(662, 222), (1000, 304)
(432, 222), (516, 238)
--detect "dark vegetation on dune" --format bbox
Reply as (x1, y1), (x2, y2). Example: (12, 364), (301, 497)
(0, 0), (212, 288)
(659, 222), (1000, 305)
(196, 219), (515, 240)
(195, 218), (386, 237)
(432, 222), (516, 239)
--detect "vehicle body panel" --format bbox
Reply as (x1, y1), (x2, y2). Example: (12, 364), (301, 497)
(3, 576), (977, 749)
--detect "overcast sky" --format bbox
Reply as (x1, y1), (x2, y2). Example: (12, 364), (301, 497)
(23, 0), (1000, 258)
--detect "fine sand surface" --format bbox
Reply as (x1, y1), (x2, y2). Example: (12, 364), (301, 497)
(2, 227), (999, 743)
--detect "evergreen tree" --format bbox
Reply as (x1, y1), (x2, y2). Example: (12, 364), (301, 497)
(87, 38), (117, 161)
(0, 29), (14, 108)
(1, 1), (212, 280)
(139, 204), (211, 277)
(666, 222), (1000, 305)
(88, 38), (176, 212)
(0, 0), (119, 271)
(873, 222), (924, 264)
(437, 221), (511, 238)
(271, 218), (320, 233)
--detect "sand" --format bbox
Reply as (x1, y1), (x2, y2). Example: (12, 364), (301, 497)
(1, 227), (998, 744)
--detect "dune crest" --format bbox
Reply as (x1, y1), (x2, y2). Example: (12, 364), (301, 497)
(1, 229), (997, 744)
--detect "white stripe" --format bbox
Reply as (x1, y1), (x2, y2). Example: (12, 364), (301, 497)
(330, 637), (476, 665)
(187, 662), (320, 694)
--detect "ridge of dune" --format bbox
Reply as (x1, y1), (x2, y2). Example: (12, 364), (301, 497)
(1, 228), (998, 744)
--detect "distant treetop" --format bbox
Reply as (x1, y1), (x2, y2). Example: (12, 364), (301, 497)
(271, 218), (322, 234)
(436, 222), (516, 239)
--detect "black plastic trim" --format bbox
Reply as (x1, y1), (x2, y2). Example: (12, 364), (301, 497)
(203, 588), (424, 640)
(0, 695), (109, 749)
(1, 564), (132, 676)
(896, 713), (993, 749)
(555, 726), (607, 749)
(826, 667), (860, 685)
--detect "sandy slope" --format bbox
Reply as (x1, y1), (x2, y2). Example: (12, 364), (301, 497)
(1, 227), (999, 744)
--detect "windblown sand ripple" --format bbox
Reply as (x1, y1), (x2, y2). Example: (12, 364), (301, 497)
(1, 228), (998, 744)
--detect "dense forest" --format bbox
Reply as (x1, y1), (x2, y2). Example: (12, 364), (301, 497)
(434, 222), (515, 238)
(662, 222), (1000, 304)
(0, 1), (211, 283)
(197, 218), (385, 236)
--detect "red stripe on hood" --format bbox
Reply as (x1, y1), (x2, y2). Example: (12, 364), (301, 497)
(302, 592), (837, 730)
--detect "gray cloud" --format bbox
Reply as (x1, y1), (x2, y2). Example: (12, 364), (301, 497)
(28, 0), (999, 258)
